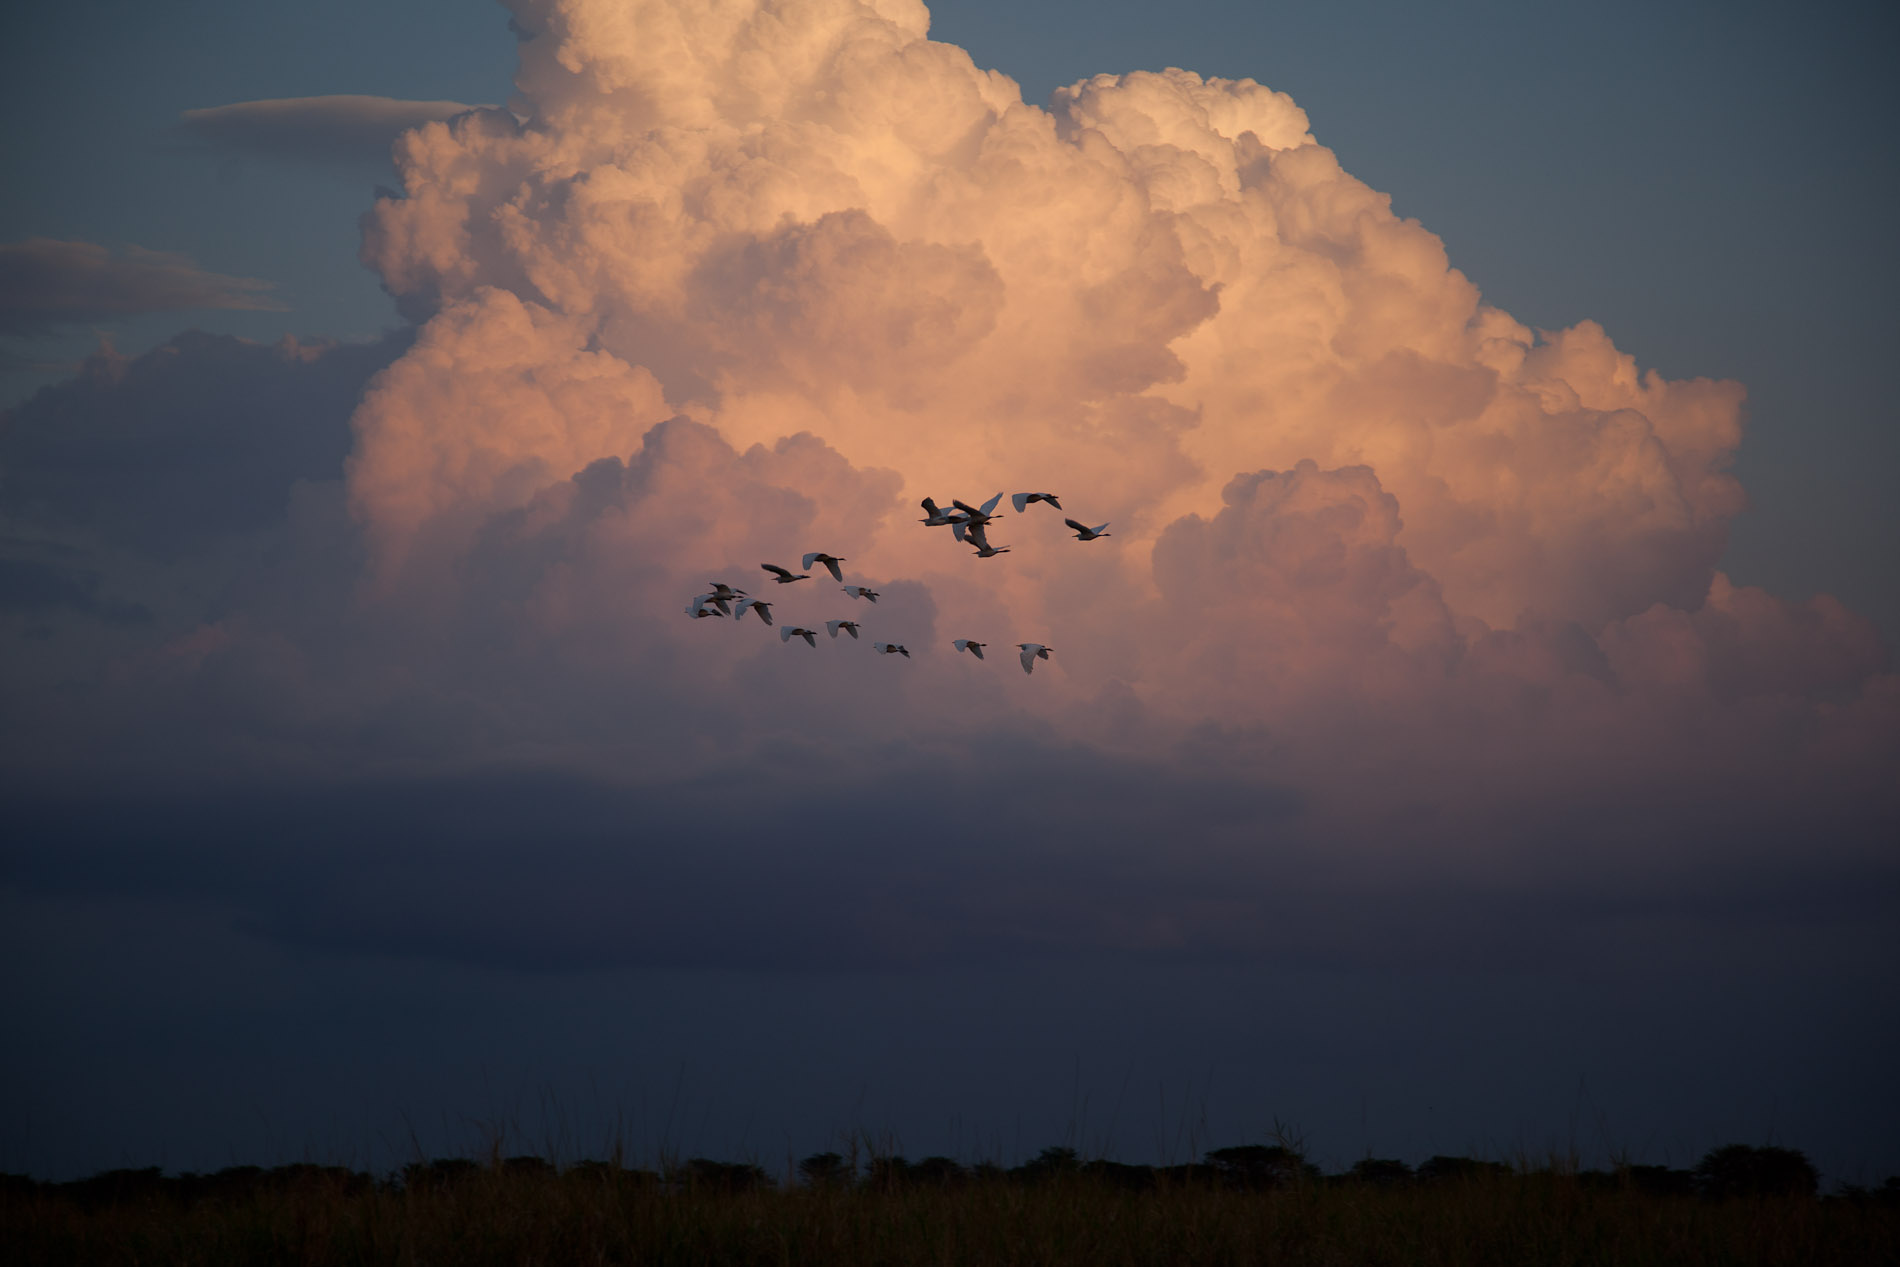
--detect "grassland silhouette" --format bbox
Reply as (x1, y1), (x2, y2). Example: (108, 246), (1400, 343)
(6, 1136), (1892, 1265)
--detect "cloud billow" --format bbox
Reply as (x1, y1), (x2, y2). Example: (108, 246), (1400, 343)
(0, 0), (1894, 974)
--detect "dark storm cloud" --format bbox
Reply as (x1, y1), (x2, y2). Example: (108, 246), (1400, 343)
(3, 751), (1893, 977)
(0, 750), (1289, 971)
(0, 239), (283, 336)
(1, 328), (410, 555)
(177, 95), (489, 167)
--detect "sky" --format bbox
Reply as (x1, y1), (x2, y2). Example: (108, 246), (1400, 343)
(1, 0), (1896, 1183)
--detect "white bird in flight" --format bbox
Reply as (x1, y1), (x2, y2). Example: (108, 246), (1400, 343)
(1017, 643), (1053, 674)
(953, 639), (986, 659)
(733, 596), (775, 625)
(1063, 519), (1111, 541)
(841, 585), (879, 602)
(801, 552), (847, 582)
(761, 563), (810, 584)
(919, 497), (963, 527)
(874, 642), (911, 658)
(780, 626), (819, 647)
(1011, 492), (1062, 513)
(952, 492), (1005, 527)
(826, 619), (862, 640)
(686, 595), (725, 618)
(958, 519), (1007, 553)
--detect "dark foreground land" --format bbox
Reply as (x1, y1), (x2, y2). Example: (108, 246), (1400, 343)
(6, 1146), (1897, 1266)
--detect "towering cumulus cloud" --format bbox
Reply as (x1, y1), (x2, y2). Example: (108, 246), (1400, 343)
(356, 0), (1740, 630)
(4, 0), (1892, 968)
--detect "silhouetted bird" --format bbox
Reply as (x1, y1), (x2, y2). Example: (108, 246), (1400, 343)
(953, 639), (986, 659)
(733, 596), (774, 625)
(1012, 492), (1062, 512)
(874, 642), (911, 658)
(1017, 643), (1053, 674)
(780, 626), (818, 647)
(801, 552), (847, 582)
(919, 497), (963, 527)
(826, 619), (862, 640)
(842, 585), (879, 602)
(761, 563), (809, 583)
(1063, 519), (1111, 541)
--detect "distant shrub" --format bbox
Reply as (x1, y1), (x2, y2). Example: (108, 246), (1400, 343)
(797, 1152), (850, 1187)
(1349, 1158), (1413, 1185)
(909, 1156), (967, 1186)
(1206, 1145), (1311, 1190)
(863, 1155), (913, 1190)
(1011, 1147), (1081, 1183)
(676, 1157), (770, 1193)
(402, 1158), (481, 1192)
(59, 1167), (167, 1210)
(1624, 1164), (1696, 1197)
(1081, 1160), (1159, 1191)
(1417, 1155), (1512, 1183)
(1694, 1145), (1818, 1199)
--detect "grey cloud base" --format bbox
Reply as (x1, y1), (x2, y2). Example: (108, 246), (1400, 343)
(4, 758), (1892, 976)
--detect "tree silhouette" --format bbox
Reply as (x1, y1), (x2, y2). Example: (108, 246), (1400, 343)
(1693, 1145), (1817, 1199)
(796, 1152), (850, 1188)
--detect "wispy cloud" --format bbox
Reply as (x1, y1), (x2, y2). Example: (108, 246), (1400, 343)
(178, 94), (489, 167)
(0, 238), (282, 336)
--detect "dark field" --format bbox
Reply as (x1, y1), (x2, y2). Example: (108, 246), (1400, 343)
(7, 1145), (1898, 1266)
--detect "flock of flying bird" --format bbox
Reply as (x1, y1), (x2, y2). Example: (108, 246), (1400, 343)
(684, 491), (1111, 675)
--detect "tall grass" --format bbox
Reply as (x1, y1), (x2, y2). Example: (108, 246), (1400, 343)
(6, 1153), (1895, 1267)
